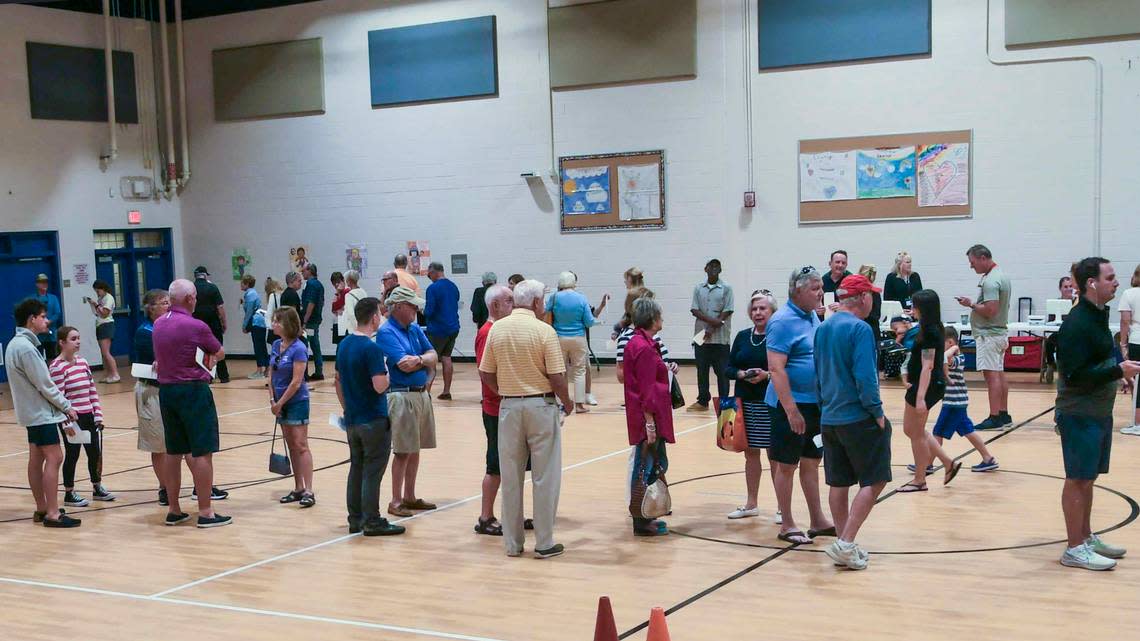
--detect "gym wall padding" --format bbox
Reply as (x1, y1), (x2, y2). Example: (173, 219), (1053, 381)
(212, 38), (325, 122)
(367, 16), (498, 107)
(758, 0), (931, 70)
(26, 42), (139, 123)
(548, 0), (696, 90)
(1005, 0), (1140, 47)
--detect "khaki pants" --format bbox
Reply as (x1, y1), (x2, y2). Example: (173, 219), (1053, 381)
(559, 335), (588, 404)
(498, 396), (562, 554)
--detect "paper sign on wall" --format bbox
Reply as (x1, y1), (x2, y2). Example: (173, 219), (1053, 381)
(799, 151), (856, 202)
(917, 143), (970, 207)
(72, 264), (90, 285)
(345, 243), (367, 277)
(406, 241), (430, 276)
(232, 248), (251, 281)
(289, 245), (310, 272)
(856, 147), (916, 199)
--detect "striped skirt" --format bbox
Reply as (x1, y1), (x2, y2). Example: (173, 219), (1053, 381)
(740, 400), (772, 449)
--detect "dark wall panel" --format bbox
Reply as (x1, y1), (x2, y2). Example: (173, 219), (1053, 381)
(26, 42), (139, 123)
(368, 16), (498, 107)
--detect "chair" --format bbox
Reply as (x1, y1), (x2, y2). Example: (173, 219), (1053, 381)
(1046, 299), (1072, 323)
(880, 300), (904, 326)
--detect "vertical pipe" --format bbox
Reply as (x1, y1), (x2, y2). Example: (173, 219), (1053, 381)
(159, 0), (176, 195)
(175, 0), (190, 187)
(102, 0), (117, 166)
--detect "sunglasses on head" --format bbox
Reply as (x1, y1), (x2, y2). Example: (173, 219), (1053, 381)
(752, 288), (772, 296)
(799, 266), (816, 275)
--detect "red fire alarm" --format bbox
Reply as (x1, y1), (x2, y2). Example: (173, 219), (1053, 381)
(743, 191), (756, 208)
(128, 210), (142, 225)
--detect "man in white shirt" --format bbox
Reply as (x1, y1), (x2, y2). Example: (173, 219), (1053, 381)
(1118, 265), (1140, 435)
(341, 270), (368, 337)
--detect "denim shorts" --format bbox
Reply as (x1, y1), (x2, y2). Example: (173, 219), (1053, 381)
(280, 399), (310, 426)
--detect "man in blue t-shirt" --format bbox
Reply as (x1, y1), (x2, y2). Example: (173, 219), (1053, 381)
(34, 274), (63, 360)
(424, 262), (461, 400)
(765, 266), (834, 545)
(302, 264), (326, 381)
(335, 296), (403, 537)
(376, 286), (439, 519)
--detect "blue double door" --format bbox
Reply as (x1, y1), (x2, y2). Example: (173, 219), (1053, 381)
(0, 232), (62, 383)
(92, 229), (174, 359)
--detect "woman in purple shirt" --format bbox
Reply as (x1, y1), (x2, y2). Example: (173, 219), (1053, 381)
(269, 307), (314, 507)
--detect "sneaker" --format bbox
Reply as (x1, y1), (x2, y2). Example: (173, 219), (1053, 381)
(824, 541), (869, 570)
(1060, 543), (1116, 571)
(64, 491), (89, 507)
(975, 415), (1002, 431)
(687, 402), (709, 412)
(362, 518), (406, 536)
(585, 393), (598, 406)
(104, 376), (121, 384)
(906, 464), (936, 474)
(305, 373), (325, 382)
(197, 514), (233, 528)
(191, 487), (229, 501)
(971, 458), (1000, 472)
(998, 411), (1013, 427)
(165, 512), (191, 526)
(727, 506), (760, 520)
(507, 548), (524, 558)
(43, 513), (82, 528)
(534, 543), (565, 559)
(158, 488), (169, 506)
(247, 372), (266, 380)
(1120, 425), (1140, 436)
(1086, 534), (1126, 559)
(774, 510), (783, 525)
(92, 485), (116, 501)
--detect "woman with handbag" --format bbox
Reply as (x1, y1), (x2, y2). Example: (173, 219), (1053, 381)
(269, 307), (315, 507)
(724, 290), (780, 522)
(624, 296), (675, 537)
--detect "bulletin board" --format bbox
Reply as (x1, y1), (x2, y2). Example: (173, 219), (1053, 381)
(559, 150), (666, 233)
(798, 129), (972, 224)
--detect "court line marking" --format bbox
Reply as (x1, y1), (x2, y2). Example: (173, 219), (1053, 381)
(149, 418), (717, 599)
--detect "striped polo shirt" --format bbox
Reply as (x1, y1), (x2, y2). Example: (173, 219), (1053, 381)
(615, 326), (671, 364)
(944, 354), (969, 407)
(49, 356), (104, 422)
(478, 308), (566, 397)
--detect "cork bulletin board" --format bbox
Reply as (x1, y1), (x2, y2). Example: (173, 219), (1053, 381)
(559, 150), (666, 233)
(798, 129), (972, 224)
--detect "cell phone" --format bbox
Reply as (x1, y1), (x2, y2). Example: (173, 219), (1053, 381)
(83, 296), (91, 303)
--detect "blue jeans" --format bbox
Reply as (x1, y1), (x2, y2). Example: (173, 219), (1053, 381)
(306, 323), (323, 376)
(251, 326), (269, 367)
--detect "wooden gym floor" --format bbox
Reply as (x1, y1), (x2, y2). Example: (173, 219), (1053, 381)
(1, 361), (1138, 641)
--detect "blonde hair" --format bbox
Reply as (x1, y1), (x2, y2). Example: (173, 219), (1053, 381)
(892, 252), (912, 275)
(858, 264), (877, 283)
(240, 274), (256, 288)
(272, 307), (302, 340)
(264, 277), (283, 296)
(624, 267), (644, 288)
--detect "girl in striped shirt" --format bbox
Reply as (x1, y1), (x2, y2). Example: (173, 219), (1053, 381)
(49, 326), (116, 506)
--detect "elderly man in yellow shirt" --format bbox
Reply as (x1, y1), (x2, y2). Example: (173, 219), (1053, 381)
(478, 279), (574, 559)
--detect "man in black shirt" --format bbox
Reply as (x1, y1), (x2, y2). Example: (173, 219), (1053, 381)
(471, 271), (496, 329)
(820, 250), (851, 317)
(1055, 257), (1140, 571)
(282, 271), (304, 316)
(192, 266), (229, 383)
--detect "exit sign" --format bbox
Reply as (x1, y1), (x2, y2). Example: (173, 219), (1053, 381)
(128, 210), (142, 224)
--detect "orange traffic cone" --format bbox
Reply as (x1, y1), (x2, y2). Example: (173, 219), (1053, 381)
(646, 606), (671, 641)
(593, 596), (618, 641)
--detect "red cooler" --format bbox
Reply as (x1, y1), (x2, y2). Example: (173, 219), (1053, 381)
(1004, 335), (1043, 371)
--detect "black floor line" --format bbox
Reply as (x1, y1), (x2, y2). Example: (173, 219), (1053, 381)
(617, 406), (1055, 638)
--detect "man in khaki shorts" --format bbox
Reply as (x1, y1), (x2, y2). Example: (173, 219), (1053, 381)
(376, 286), (439, 517)
(956, 244), (1012, 430)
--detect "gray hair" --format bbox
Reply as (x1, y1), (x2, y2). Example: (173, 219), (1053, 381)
(482, 271), (497, 286)
(750, 290), (779, 313)
(966, 244), (992, 259)
(513, 279), (546, 309)
(484, 284), (512, 308)
(788, 267), (822, 299)
(168, 278), (195, 304)
(285, 271), (301, 285)
(344, 270), (360, 285)
(631, 296), (662, 330)
(557, 271), (577, 290)
(428, 261), (444, 274)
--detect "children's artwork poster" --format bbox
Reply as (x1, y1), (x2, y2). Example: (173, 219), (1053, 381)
(231, 248), (252, 281)
(561, 166), (611, 215)
(406, 241), (430, 275)
(72, 263), (90, 285)
(799, 151), (857, 202)
(917, 143), (970, 207)
(856, 147), (916, 199)
(617, 164), (662, 220)
(345, 243), (367, 277)
(289, 245), (310, 273)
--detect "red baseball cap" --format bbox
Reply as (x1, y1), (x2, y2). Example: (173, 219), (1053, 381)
(836, 274), (882, 299)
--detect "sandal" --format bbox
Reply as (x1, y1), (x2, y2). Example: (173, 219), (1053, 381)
(808, 526), (837, 538)
(474, 517), (503, 536)
(944, 461), (963, 486)
(388, 503), (414, 517)
(280, 490), (304, 504)
(897, 482), (928, 493)
(524, 518), (534, 530)
(299, 493), (316, 508)
(777, 529), (813, 545)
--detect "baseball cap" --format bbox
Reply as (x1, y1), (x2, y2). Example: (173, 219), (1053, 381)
(384, 286), (426, 310)
(836, 274), (881, 300)
(35, 273), (49, 282)
(193, 266), (209, 277)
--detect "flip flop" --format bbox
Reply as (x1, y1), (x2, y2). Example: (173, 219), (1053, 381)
(777, 529), (813, 545)
(944, 461), (963, 486)
(897, 482), (928, 493)
(808, 526), (837, 538)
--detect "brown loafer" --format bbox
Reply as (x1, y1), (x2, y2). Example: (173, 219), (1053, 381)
(387, 504), (414, 517)
(401, 498), (437, 511)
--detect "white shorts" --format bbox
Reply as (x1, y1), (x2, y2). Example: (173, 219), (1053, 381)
(976, 334), (1008, 372)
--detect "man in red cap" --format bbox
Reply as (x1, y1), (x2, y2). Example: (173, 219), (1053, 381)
(813, 274), (890, 570)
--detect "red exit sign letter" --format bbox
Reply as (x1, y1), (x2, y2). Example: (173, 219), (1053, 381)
(128, 210), (142, 224)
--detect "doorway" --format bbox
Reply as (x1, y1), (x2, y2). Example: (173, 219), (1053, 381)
(0, 232), (63, 383)
(92, 229), (174, 361)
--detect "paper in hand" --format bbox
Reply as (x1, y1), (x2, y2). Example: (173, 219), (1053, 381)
(64, 425), (92, 445)
(195, 348), (217, 378)
(328, 413), (346, 432)
(692, 330), (707, 346)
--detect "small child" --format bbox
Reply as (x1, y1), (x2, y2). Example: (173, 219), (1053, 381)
(933, 327), (998, 472)
(49, 326), (115, 506)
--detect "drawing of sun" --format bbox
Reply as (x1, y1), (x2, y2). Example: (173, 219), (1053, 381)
(563, 179), (577, 195)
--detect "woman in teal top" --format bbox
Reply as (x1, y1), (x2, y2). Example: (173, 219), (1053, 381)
(240, 274), (269, 379)
(546, 271), (608, 413)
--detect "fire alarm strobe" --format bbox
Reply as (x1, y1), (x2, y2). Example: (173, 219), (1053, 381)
(743, 191), (756, 208)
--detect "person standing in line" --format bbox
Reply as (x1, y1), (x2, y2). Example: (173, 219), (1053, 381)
(814, 275), (891, 570)
(724, 290), (779, 522)
(507, 274), (525, 290)
(335, 297), (404, 536)
(34, 273), (62, 361)
(615, 290), (676, 384)
(479, 279), (574, 559)
(240, 274), (269, 380)
(424, 262), (461, 400)
(88, 279), (120, 383)
(6, 298), (81, 527)
(1117, 264), (1140, 435)
(340, 270), (368, 338)
(471, 272), (497, 330)
(376, 286), (439, 518)
(330, 271), (347, 347)
(191, 266), (229, 384)
(393, 254), (420, 292)
(301, 264), (326, 381)
(282, 271), (304, 318)
(50, 326), (115, 507)
(883, 251), (924, 311)
(858, 265), (883, 336)
(766, 266), (834, 545)
(270, 307), (315, 508)
(956, 245), (1013, 430)
(820, 250), (852, 316)
(1056, 257), (1140, 570)
(133, 289), (177, 506)
(689, 258), (734, 411)
(546, 271), (607, 413)
(263, 277), (284, 348)
(153, 279), (231, 528)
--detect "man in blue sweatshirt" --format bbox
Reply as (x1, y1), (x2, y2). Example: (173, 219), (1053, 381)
(814, 274), (890, 570)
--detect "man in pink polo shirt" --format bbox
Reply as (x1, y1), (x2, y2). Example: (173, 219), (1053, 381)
(152, 279), (231, 528)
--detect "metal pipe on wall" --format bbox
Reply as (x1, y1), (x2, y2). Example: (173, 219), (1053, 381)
(101, 0), (118, 168)
(158, 0), (176, 197)
(175, 0), (190, 188)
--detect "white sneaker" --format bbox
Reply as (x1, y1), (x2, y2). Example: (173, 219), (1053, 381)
(773, 510), (783, 525)
(247, 372), (266, 380)
(585, 394), (598, 406)
(727, 506), (760, 520)
(825, 541), (869, 570)
(1120, 425), (1140, 436)
(1060, 543), (1117, 571)
(1086, 534), (1127, 559)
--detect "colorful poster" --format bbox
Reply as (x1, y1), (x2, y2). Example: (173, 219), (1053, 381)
(289, 245), (310, 273)
(799, 151), (856, 202)
(917, 143), (970, 207)
(345, 243), (367, 277)
(406, 241), (430, 275)
(856, 147), (916, 199)
(561, 166), (611, 215)
(617, 163), (661, 220)
(72, 264), (90, 285)
(231, 248), (252, 281)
